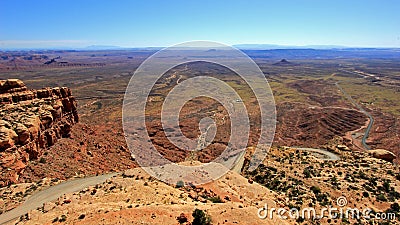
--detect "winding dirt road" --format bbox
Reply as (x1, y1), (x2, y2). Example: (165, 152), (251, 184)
(292, 147), (340, 161)
(335, 81), (373, 150)
(0, 173), (118, 225)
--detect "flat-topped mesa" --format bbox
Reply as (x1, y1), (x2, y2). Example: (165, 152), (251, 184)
(0, 79), (27, 94)
(0, 79), (79, 186)
(0, 80), (75, 105)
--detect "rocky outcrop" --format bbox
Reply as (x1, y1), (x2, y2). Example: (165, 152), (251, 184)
(0, 79), (78, 186)
(273, 59), (295, 66)
(369, 149), (396, 162)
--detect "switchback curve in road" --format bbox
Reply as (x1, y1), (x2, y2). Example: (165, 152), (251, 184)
(0, 172), (119, 225)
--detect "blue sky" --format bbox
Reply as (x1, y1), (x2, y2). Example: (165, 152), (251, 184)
(0, 0), (399, 48)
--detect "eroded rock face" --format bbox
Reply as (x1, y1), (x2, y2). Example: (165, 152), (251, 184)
(370, 149), (396, 162)
(0, 79), (78, 186)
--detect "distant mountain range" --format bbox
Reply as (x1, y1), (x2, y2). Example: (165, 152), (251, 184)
(84, 45), (125, 50)
(233, 44), (368, 50)
(83, 44), (399, 51)
(1, 44), (399, 51)
(84, 44), (398, 50)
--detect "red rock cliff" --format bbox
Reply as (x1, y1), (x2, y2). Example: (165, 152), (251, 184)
(0, 79), (78, 186)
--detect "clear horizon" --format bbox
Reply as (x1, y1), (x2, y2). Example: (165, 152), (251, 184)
(1, 0), (399, 49)
(2, 43), (400, 51)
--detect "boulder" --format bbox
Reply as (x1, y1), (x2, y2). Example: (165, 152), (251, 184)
(6, 79), (25, 89)
(40, 110), (53, 127)
(0, 120), (12, 128)
(0, 80), (6, 88)
(0, 93), (12, 103)
(0, 79), (27, 94)
(0, 124), (18, 150)
(52, 87), (61, 97)
(45, 130), (57, 146)
(36, 89), (51, 98)
(123, 169), (136, 178)
(22, 115), (41, 139)
(370, 149), (396, 162)
(14, 123), (30, 144)
(337, 144), (350, 151)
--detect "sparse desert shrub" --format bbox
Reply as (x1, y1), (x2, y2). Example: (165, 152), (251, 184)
(356, 171), (367, 180)
(349, 185), (359, 190)
(177, 213), (188, 224)
(192, 209), (211, 225)
(176, 180), (185, 188)
(330, 176), (339, 186)
(303, 168), (312, 178)
(296, 217), (305, 223)
(316, 193), (330, 206)
(58, 215), (67, 222)
(383, 180), (391, 193)
(388, 190), (400, 201)
(208, 196), (223, 203)
(311, 186), (321, 195)
(376, 193), (387, 202)
(267, 166), (278, 173)
(342, 217), (350, 224)
(390, 202), (399, 212)
(39, 157), (46, 164)
(288, 203), (300, 211)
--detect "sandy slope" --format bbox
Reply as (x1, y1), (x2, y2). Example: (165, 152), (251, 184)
(7, 168), (290, 225)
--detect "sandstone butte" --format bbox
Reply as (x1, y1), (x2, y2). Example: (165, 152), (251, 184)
(0, 79), (78, 186)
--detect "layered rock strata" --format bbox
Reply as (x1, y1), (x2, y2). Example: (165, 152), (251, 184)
(0, 79), (78, 186)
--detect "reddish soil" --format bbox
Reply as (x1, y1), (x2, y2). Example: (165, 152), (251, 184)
(274, 102), (368, 148)
(287, 79), (400, 157)
(146, 97), (232, 163)
(17, 123), (135, 184)
(367, 111), (400, 158)
(289, 79), (346, 107)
